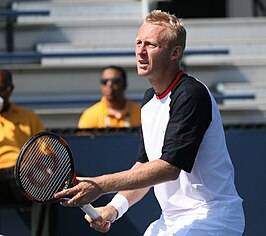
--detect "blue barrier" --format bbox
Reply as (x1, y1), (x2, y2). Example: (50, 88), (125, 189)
(1, 128), (264, 235)
(0, 9), (50, 16)
(0, 49), (229, 60)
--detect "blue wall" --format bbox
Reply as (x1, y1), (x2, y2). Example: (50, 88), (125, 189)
(1, 128), (266, 236)
(225, 128), (266, 236)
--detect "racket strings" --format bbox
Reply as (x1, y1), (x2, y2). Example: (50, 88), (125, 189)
(20, 137), (55, 182)
(20, 140), (53, 183)
(39, 145), (71, 200)
(21, 139), (70, 200)
(22, 142), (65, 200)
(18, 136), (73, 201)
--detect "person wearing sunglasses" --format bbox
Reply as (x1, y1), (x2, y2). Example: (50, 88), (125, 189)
(78, 65), (141, 128)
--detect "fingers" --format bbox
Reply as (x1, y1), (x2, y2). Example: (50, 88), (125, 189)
(59, 198), (77, 207)
(58, 192), (87, 207)
(102, 221), (111, 232)
(54, 178), (102, 207)
(54, 188), (76, 200)
(54, 187), (80, 207)
(85, 215), (111, 233)
(84, 206), (117, 233)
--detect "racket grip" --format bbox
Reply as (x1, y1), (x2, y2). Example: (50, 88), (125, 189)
(80, 204), (100, 219)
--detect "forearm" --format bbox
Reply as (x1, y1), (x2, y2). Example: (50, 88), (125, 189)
(55, 159), (180, 207)
(105, 159), (178, 220)
(95, 159), (180, 195)
(119, 187), (150, 208)
(106, 187), (150, 220)
(105, 162), (153, 207)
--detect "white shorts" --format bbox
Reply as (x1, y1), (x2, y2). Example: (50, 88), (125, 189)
(143, 201), (245, 236)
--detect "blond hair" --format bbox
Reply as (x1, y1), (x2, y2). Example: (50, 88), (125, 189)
(145, 10), (186, 52)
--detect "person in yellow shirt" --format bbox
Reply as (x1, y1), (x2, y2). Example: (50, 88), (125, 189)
(0, 69), (56, 236)
(78, 65), (141, 128)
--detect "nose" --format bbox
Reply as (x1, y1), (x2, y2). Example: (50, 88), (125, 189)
(105, 80), (113, 87)
(136, 44), (146, 55)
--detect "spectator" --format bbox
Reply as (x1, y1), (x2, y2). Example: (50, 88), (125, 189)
(0, 69), (57, 236)
(55, 10), (245, 236)
(78, 65), (141, 128)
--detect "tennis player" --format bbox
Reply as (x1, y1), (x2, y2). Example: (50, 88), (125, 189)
(55, 10), (245, 235)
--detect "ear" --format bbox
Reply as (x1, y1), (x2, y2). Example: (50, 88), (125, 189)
(170, 46), (182, 61)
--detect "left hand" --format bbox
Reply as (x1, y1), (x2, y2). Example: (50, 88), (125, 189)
(54, 177), (102, 206)
(85, 205), (118, 233)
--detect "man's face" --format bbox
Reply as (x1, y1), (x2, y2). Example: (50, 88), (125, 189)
(100, 68), (125, 102)
(135, 23), (173, 79)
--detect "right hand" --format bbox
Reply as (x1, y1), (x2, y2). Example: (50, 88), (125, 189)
(55, 177), (102, 207)
(85, 205), (118, 233)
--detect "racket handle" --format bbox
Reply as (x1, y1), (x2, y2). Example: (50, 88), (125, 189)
(80, 204), (100, 219)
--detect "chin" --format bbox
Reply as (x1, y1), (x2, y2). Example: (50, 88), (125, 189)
(105, 94), (114, 99)
(137, 68), (149, 77)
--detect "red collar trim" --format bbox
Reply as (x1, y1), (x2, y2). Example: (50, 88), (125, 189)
(156, 70), (184, 100)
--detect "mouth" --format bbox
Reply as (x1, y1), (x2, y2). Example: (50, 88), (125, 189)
(138, 59), (149, 68)
(104, 88), (114, 96)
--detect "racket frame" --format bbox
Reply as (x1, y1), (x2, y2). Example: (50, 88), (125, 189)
(15, 131), (100, 219)
(15, 131), (75, 203)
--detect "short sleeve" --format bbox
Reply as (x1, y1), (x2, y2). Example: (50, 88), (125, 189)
(160, 79), (212, 173)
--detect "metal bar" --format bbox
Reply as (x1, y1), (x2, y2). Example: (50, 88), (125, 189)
(0, 10), (50, 16)
(0, 49), (229, 59)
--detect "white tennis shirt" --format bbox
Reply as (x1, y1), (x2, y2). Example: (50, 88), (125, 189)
(137, 71), (244, 232)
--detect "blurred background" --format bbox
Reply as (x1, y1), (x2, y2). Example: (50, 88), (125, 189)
(1, 0), (266, 235)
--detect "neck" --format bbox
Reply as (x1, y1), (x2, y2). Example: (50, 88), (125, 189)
(150, 68), (182, 96)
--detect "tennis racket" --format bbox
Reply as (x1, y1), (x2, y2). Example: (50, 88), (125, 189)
(15, 131), (100, 219)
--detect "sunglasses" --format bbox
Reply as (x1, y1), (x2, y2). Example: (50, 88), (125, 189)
(100, 78), (122, 85)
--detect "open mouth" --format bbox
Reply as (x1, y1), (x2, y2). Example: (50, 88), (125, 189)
(138, 59), (149, 67)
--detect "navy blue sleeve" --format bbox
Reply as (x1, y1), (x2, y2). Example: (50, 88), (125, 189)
(136, 127), (148, 163)
(160, 77), (212, 173)
(136, 88), (154, 163)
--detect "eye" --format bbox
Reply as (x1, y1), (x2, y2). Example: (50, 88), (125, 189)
(136, 40), (142, 47)
(147, 42), (157, 48)
(145, 41), (159, 48)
